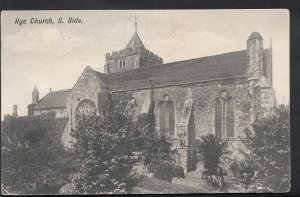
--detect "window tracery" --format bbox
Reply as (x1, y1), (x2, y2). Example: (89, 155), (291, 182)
(214, 90), (235, 138)
(75, 99), (96, 123)
(158, 94), (175, 136)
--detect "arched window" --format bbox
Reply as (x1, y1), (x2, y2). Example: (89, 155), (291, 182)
(226, 96), (235, 138)
(158, 94), (175, 136)
(214, 90), (235, 138)
(125, 97), (137, 116)
(75, 99), (96, 124)
(215, 98), (223, 138)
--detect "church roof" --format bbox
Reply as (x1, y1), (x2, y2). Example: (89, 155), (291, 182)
(94, 50), (251, 91)
(32, 48), (271, 110)
(34, 89), (71, 110)
(125, 32), (145, 49)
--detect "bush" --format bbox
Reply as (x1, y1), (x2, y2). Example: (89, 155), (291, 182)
(153, 161), (174, 182)
(173, 165), (185, 178)
(1, 116), (75, 194)
(194, 134), (231, 173)
(146, 159), (159, 173)
(70, 98), (143, 194)
(241, 105), (290, 192)
(229, 158), (256, 189)
(142, 154), (152, 167)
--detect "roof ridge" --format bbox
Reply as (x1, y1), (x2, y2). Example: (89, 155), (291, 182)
(105, 49), (247, 76)
(50, 89), (72, 93)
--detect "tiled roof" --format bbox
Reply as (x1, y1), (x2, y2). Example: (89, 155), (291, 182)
(125, 32), (145, 49)
(94, 50), (248, 91)
(34, 89), (71, 110)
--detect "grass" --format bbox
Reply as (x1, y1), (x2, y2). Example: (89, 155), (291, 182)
(131, 175), (204, 194)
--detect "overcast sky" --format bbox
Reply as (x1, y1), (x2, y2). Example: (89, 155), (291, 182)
(1, 10), (289, 118)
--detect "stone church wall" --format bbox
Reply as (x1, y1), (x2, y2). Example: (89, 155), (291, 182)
(112, 77), (253, 141)
(62, 67), (105, 148)
(111, 77), (255, 172)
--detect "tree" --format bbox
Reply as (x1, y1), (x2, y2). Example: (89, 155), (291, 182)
(194, 133), (231, 173)
(241, 105), (290, 192)
(70, 98), (142, 194)
(1, 116), (75, 194)
(136, 103), (176, 167)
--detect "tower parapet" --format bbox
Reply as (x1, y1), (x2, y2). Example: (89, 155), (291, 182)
(104, 19), (163, 73)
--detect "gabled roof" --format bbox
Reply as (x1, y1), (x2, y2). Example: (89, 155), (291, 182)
(94, 50), (249, 91)
(34, 89), (71, 110)
(125, 32), (145, 49)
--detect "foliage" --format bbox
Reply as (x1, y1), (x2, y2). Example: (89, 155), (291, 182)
(137, 108), (176, 166)
(193, 133), (231, 173)
(173, 165), (185, 178)
(153, 161), (174, 182)
(70, 97), (143, 194)
(240, 105), (290, 192)
(229, 158), (255, 178)
(1, 116), (76, 194)
(142, 154), (152, 167)
(146, 159), (159, 173)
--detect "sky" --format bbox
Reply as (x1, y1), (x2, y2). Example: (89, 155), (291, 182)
(1, 10), (289, 118)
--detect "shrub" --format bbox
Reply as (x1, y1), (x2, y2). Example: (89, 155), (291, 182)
(153, 161), (174, 182)
(241, 105), (290, 192)
(142, 154), (152, 167)
(229, 158), (256, 188)
(1, 116), (75, 194)
(173, 165), (185, 178)
(146, 159), (159, 173)
(194, 134), (231, 174)
(70, 98), (143, 194)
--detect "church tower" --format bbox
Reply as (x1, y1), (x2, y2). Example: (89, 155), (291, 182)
(104, 16), (163, 73)
(28, 86), (39, 116)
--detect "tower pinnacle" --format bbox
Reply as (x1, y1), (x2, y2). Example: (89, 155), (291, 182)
(135, 14), (137, 33)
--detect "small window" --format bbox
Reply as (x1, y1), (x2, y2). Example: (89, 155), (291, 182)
(119, 59), (126, 68)
(158, 94), (175, 136)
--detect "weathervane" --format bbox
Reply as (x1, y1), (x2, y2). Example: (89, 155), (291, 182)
(135, 14), (137, 32)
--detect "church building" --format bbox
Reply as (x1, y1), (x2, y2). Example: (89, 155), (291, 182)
(27, 22), (276, 172)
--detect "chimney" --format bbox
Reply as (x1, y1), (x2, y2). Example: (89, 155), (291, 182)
(12, 105), (18, 117)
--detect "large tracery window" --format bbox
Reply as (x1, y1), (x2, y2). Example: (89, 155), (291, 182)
(214, 90), (235, 138)
(158, 94), (175, 136)
(75, 99), (97, 123)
